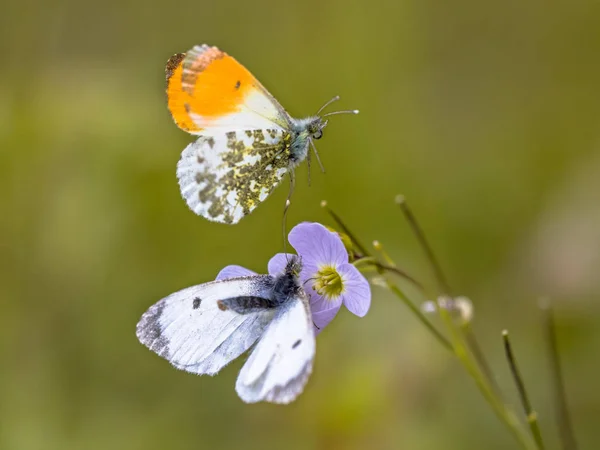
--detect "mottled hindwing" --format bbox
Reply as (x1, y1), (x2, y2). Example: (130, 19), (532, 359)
(177, 128), (293, 224)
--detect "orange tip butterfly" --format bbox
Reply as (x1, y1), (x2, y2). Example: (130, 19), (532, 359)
(166, 44), (358, 224)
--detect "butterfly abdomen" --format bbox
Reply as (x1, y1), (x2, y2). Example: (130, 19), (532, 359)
(218, 296), (278, 314)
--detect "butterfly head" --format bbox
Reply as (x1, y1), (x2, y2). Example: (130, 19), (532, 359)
(284, 255), (303, 277)
(306, 117), (328, 140)
(295, 96), (359, 137)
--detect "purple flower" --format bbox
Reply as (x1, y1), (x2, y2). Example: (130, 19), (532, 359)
(285, 222), (371, 330)
(217, 222), (371, 333)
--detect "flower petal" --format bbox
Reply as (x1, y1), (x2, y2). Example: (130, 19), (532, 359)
(289, 222), (348, 267)
(309, 288), (343, 314)
(216, 265), (256, 280)
(338, 263), (371, 317)
(307, 286), (343, 334)
(267, 253), (296, 276)
(311, 302), (342, 333)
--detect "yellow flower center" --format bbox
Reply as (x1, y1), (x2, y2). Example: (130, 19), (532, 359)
(313, 265), (344, 300)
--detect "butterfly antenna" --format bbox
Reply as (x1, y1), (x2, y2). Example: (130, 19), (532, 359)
(309, 139), (326, 173)
(322, 109), (360, 117)
(316, 95), (341, 115)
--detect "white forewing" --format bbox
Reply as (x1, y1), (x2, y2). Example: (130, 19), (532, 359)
(136, 276), (274, 375)
(235, 292), (315, 404)
(186, 109), (281, 134)
(185, 89), (290, 133)
(238, 88), (291, 129)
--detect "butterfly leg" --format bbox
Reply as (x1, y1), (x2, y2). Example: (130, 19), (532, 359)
(282, 171), (296, 256)
(307, 148), (312, 187)
(309, 139), (326, 173)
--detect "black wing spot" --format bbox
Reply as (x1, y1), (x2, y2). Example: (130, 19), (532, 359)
(192, 297), (202, 309)
(292, 339), (302, 349)
(235, 80), (241, 89)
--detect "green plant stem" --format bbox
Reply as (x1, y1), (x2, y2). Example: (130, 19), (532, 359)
(541, 300), (578, 450)
(437, 306), (537, 450)
(354, 256), (424, 290)
(385, 281), (452, 351)
(322, 202), (370, 257)
(463, 323), (503, 397)
(502, 330), (545, 450)
(324, 202), (450, 351)
(396, 197), (504, 410)
(396, 196), (451, 294)
(326, 199), (536, 449)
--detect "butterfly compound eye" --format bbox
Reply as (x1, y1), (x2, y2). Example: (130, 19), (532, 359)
(312, 129), (323, 140)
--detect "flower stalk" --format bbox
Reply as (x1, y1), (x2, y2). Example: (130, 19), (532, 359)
(322, 202), (450, 349)
(541, 299), (578, 450)
(321, 200), (370, 257)
(386, 280), (452, 351)
(502, 330), (545, 449)
(395, 195), (452, 294)
(323, 198), (550, 450)
(437, 304), (537, 450)
(396, 197), (504, 394)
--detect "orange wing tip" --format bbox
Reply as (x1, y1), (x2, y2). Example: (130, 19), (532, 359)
(165, 44), (266, 132)
(181, 45), (226, 94)
(166, 50), (202, 133)
(185, 44), (225, 64)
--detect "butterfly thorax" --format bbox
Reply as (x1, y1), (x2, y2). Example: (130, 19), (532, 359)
(271, 257), (304, 305)
(289, 116), (327, 164)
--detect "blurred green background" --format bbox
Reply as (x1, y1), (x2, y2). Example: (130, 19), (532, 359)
(2, 0), (600, 448)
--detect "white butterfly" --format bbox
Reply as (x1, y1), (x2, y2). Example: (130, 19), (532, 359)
(136, 256), (315, 404)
